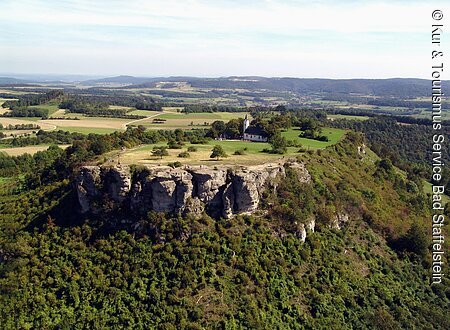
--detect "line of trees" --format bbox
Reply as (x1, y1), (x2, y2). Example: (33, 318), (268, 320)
(2, 107), (49, 118)
(1, 90), (63, 109)
(59, 98), (145, 119)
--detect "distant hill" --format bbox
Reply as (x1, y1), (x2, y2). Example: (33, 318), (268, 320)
(186, 77), (434, 97)
(122, 76), (438, 97)
(80, 75), (157, 86)
(2, 74), (443, 97)
(0, 77), (34, 85)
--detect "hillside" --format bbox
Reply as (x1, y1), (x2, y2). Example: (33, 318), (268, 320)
(0, 133), (448, 329)
(2, 75), (437, 98)
(118, 77), (435, 97)
(0, 77), (34, 85)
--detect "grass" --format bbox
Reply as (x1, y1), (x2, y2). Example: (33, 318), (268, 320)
(281, 127), (346, 149)
(29, 101), (60, 116)
(112, 127), (347, 167)
(114, 141), (282, 166)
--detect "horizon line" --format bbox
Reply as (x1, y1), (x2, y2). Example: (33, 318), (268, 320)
(0, 73), (433, 81)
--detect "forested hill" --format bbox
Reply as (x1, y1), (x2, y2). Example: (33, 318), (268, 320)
(0, 134), (448, 329)
(1, 75), (444, 97)
(118, 77), (436, 97)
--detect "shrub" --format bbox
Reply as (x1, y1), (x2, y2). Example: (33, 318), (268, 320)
(234, 149), (246, 155)
(178, 151), (190, 158)
(167, 140), (184, 149)
(187, 146), (198, 152)
(168, 161), (182, 168)
(190, 137), (210, 144)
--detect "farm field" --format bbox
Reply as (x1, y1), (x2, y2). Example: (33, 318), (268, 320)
(0, 117), (56, 136)
(0, 89), (33, 95)
(1, 114), (130, 136)
(1, 108), (250, 136)
(39, 117), (129, 132)
(133, 111), (250, 130)
(113, 127), (346, 166)
(327, 114), (369, 121)
(0, 144), (69, 156)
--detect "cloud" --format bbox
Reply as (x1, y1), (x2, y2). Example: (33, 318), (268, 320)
(0, 0), (445, 77)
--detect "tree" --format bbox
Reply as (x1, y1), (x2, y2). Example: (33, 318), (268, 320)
(208, 121), (226, 139)
(152, 146), (169, 159)
(225, 118), (244, 139)
(210, 145), (228, 160)
(399, 222), (430, 258)
(269, 133), (288, 154)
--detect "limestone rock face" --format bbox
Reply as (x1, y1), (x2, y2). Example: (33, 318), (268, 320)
(183, 197), (205, 216)
(222, 182), (235, 219)
(75, 161), (311, 218)
(190, 168), (227, 203)
(143, 168), (194, 214)
(224, 164), (285, 217)
(150, 175), (178, 212)
(103, 166), (131, 202)
(76, 166), (101, 214)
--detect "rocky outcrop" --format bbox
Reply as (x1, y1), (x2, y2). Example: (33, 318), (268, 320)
(103, 166), (132, 202)
(330, 212), (349, 230)
(75, 161), (311, 219)
(293, 216), (316, 243)
(76, 166), (101, 214)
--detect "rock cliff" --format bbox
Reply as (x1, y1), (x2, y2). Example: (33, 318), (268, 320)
(75, 161), (311, 219)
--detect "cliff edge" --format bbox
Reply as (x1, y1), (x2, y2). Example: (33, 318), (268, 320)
(75, 161), (311, 219)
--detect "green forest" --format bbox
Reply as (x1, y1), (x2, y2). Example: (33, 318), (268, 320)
(0, 129), (448, 328)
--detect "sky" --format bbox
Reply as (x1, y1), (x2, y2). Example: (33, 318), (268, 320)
(0, 0), (448, 78)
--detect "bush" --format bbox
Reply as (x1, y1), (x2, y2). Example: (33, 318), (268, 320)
(167, 140), (184, 149)
(187, 146), (198, 152)
(178, 151), (190, 158)
(190, 137), (210, 144)
(168, 161), (182, 168)
(234, 149), (246, 155)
